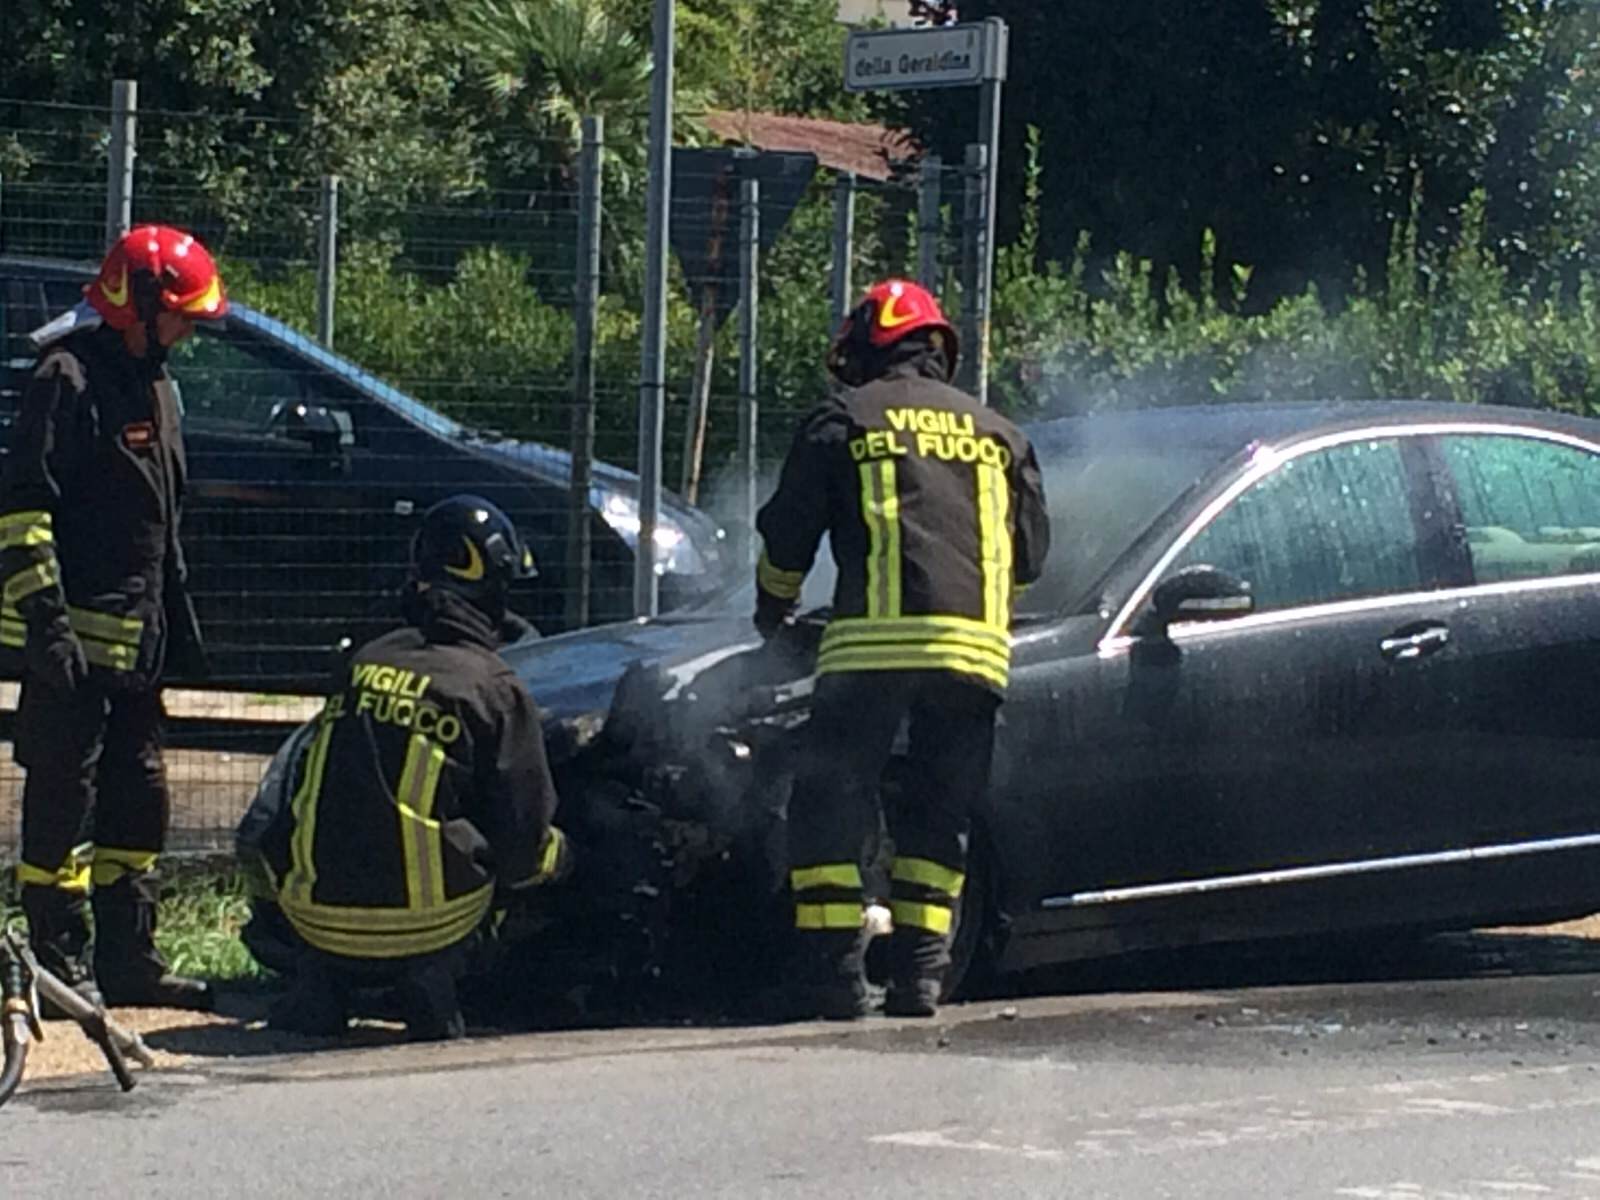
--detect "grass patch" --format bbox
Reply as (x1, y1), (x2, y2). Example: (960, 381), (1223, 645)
(1, 859), (267, 984)
(154, 864), (268, 983)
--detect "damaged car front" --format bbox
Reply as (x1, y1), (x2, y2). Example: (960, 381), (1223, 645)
(237, 576), (854, 1019)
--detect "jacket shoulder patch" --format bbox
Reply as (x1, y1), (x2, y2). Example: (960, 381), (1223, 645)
(34, 350), (88, 393)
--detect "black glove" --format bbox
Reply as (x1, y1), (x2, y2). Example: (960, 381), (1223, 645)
(29, 627), (88, 693)
(754, 591), (796, 640)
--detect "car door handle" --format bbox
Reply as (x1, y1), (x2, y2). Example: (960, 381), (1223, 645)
(1379, 624), (1450, 661)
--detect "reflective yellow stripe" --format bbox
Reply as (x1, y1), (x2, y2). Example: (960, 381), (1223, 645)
(4, 559), (60, 604)
(880, 461), (902, 615)
(0, 510), (53, 548)
(281, 884), (494, 959)
(283, 887), (493, 931)
(976, 462), (1012, 627)
(818, 649), (1009, 690)
(90, 846), (159, 887)
(891, 856), (965, 898)
(790, 863), (863, 892)
(1, 602), (144, 650)
(823, 614), (1011, 648)
(795, 903), (864, 930)
(819, 614), (1012, 687)
(860, 463), (884, 617)
(80, 638), (138, 671)
(65, 606), (143, 645)
(860, 460), (903, 619)
(17, 853), (91, 895)
(396, 733), (448, 910)
(0, 616), (23, 648)
(890, 899), (953, 935)
(757, 550), (806, 601)
(819, 640), (1004, 668)
(537, 826), (565, 878)
(507, 826), (569, 889)
(285, 721), (335, 904)
(822, 626), (1010, 659)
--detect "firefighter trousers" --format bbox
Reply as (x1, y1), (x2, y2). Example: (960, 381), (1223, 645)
(787, 669), (999, 980)
(14, 677), (171, 980)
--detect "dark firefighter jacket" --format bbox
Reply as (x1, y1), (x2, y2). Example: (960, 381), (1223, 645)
(0, 322), (202, 689)
(755, 353), (1050, 693)
(259, 588), (562, 960)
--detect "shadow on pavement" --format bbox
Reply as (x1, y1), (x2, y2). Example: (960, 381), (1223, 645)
(1003, 928), (1600, 1002)
(128, 926), (1600, 1066)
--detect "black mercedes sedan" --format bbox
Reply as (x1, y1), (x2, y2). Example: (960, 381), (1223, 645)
(0, 254), (728, 691)
(242, 400), (1600, 1007)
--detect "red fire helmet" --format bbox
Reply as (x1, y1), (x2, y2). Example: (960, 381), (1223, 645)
(827, 278), (958, 383)
(85, 224), (229, 331)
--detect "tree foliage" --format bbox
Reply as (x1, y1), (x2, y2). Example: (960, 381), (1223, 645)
(3, 1), (478, 253)
(910, 0), (1600, 308)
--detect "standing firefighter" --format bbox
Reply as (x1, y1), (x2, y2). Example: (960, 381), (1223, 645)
(259, 495), (571, 1041)
(3, 225), (224, 1011)
(755, 279), (1049, 1019)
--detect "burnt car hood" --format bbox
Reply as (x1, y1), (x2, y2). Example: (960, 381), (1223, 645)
(500, 615), (769, 724)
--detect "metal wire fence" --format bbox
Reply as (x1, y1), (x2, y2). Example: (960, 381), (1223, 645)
(0, 90), (980, 853)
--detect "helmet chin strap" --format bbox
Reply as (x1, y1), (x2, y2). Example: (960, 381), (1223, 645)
(144, 316), (169, 366)
(130, 272), (168, 365)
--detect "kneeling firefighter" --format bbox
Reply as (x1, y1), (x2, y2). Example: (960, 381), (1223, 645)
(258, 495), (571, 1040)
(755, 279), (1050, 1019)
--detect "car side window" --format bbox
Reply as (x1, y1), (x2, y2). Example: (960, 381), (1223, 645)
(1439, 433), (1600, 583)
(1170, 438), (1422, 612)
(166, 326), (306, 433)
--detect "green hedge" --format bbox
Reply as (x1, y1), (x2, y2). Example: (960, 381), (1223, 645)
(225, 179), (1600, 491)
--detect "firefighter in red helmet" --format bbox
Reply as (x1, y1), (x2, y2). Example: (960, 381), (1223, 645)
(2, 225), (225, 1011)
(755, 279), (1050, 1019)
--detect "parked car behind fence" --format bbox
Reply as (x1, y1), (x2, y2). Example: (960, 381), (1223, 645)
(0, 255), (729, 693)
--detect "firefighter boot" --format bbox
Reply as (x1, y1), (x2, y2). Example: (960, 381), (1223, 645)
(268, 957), (350, 1037)
(20, 883), (104, 1017)
(884, 927), (951, 1018)
(91, 873), (214, 1010)
(392, 958), (466, 1042)
(781, 930), (875, 1021)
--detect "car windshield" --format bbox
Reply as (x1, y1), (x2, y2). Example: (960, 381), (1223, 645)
(1015, 424), (1234, 615)
(692, 416), (1237, 620)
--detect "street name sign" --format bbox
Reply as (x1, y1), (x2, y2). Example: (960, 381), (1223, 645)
(844, 20), (1005, 93)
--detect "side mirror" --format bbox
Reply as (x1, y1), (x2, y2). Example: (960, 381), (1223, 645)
(269, 401), (353, 449)
(1135, 564), (1253, 637)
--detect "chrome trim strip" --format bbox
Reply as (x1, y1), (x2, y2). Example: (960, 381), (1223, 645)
(1039, 831), (1600, 910)
(1097, 568), (1600, 658)
(1098, 421), (1600, 653)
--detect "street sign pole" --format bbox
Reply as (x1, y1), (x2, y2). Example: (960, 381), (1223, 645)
(973, 17), (1007, 406)
(635, 0), (674, 618)
(736, 176), (760, 573)
(844, 19), (1008, 405)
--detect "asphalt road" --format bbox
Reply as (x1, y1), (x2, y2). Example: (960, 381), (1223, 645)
(7, 932), (1600, 1199)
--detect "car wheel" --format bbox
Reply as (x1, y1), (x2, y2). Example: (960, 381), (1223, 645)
(943, 831), (998, 1001)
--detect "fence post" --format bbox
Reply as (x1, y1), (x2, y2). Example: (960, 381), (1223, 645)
(958, 143), (991, 404)
(566, 116), (604, 630)
(634, 0), (675, 618)
(736, 175), (761, 572)
(830, 171), (856, 329)
(105, 80), (137, 247)
(316, 175), (340, 348)
(917, 154), (943, 292)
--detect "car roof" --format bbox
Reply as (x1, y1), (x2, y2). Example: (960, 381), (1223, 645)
(1024, 399), (1600, 462)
